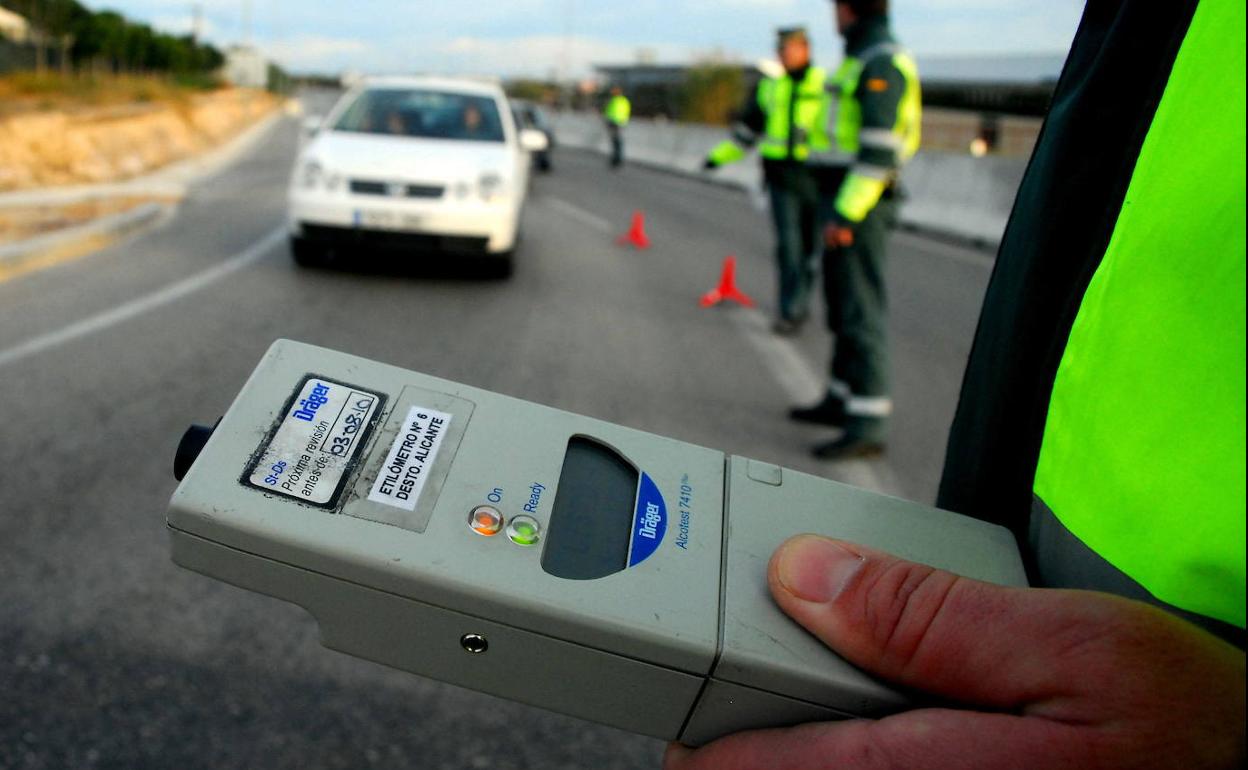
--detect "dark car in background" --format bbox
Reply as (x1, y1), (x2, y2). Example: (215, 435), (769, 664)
(512, 100), (555, 172)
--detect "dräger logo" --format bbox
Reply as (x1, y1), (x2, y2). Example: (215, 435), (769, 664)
(293, 382), (332, 422)
(628, 473), (667, 567)
(637, 502), (662, 539)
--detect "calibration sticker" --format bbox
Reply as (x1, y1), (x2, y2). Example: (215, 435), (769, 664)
(244, 376), (384, 507)
(367, 405), (453, 512)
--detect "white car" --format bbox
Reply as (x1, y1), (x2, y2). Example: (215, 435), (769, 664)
(287, 76), (548, 275)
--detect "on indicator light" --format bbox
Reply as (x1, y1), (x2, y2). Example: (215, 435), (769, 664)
(507, 515), (541, 546)
(469, 505), (503, 536)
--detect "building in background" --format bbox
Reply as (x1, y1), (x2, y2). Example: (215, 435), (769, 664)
(0, 4), (30, 43)
(595, 63), (762, 120)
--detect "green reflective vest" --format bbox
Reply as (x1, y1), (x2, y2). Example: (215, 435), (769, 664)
(604, 95), (631, 126)
(1032, 0), (1245, 629)
(940, 0), (1244, 640)
(828, 43), (922, 223)
(707, 67), (831, 167)
(757, 66), (832, 162)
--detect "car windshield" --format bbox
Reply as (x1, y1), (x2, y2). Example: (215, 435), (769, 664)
(333, 88), (505, 143)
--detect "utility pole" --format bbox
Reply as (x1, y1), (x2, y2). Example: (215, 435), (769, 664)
(191, 3), (203, 45)
(558, 0), (575, 109)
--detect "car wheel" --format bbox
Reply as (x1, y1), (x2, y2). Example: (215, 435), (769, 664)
(290, 236), (326, 267)
(537, 153), (552, 172)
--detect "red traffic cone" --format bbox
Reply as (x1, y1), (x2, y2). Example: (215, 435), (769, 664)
(616, 210), (651, 249)
(699, 256), (755, 308)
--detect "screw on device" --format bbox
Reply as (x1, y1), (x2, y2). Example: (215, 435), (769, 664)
(460, 633), (489, 654)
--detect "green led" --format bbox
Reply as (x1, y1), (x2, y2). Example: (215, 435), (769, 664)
(507, 515), (541, 546)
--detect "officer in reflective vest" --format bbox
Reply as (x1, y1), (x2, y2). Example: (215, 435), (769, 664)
(604, 86), (631, 169)
(667, 3), (1243, 768)
(789, 0), (921, 460)
(704, 26), (833, 335)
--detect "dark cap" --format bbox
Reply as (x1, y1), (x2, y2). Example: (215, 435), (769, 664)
(776, 26), (809, 46)
(832, 0), (888, 15)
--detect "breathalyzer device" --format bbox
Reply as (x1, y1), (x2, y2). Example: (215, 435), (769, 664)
(167, 339), (1026, 745)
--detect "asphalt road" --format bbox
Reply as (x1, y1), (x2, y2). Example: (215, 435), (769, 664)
(0, 109), (995, 770)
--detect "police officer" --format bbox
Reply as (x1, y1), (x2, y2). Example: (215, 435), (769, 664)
(666, 1), (1244, 768)
(603, 86), (631, 168)
(789, 0), (921, 459)
(704, 27), (834, 335)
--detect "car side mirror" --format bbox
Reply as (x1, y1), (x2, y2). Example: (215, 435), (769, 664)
(519, 128), (549, 153)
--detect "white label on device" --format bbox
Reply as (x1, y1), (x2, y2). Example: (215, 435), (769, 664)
(367, 406), (453, 511)
(249, 378), (382, 505)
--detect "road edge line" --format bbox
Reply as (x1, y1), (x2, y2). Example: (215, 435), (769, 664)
(0, 226), (284, 370)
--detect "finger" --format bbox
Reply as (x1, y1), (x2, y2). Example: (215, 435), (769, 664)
(663, 710), (1080, 770)
(767, 535), (1132, 709)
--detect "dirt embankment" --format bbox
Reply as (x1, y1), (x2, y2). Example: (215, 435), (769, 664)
(0, 89), (279, 192)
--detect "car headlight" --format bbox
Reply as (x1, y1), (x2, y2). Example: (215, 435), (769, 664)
(477, 172), (506, 202)
(298, 160), (341, 191)
(300, 159), (324, 189)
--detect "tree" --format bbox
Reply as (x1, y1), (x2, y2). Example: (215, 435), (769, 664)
(681, 63), (745, 125)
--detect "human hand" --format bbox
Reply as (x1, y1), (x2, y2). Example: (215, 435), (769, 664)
(664, 535), (1246, 770)
(825, 224), (854, 248)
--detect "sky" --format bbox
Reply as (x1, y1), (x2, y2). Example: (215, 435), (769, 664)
(83, 0), (1088, 79)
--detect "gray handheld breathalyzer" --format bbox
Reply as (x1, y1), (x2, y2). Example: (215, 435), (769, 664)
(167, 339), (1026, 745)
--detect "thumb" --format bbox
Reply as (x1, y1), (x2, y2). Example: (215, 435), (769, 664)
(767, 535), (1097, 709)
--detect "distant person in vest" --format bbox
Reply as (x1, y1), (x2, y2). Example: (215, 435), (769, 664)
(603, 86), (631, 168)
(704, 27), (833, 336)
(667, 1), (1244, 769)
(789, 0), (921, 460)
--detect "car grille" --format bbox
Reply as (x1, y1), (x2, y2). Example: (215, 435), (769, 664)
(349, 179), (445, 199)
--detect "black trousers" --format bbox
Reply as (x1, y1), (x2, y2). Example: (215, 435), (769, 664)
(608, 124), (623, 167)
(765, 162), (821, 322)
(824, 195), (897, 402)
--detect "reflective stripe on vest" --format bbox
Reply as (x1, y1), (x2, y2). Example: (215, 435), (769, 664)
(1033, 0), (1246, 629)
(757, 67), (831, 162)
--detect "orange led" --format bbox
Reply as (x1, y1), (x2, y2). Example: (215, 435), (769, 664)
(468, 505), (503, 536)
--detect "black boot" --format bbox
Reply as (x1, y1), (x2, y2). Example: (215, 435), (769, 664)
(812, 417), (886, 460)
(811, 433), (886, 460)
(789, 391), (846, 426)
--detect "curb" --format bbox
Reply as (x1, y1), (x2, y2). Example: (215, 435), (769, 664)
(0, 108), (286, 208)
(553, 114), (1008, 254)
(0, 202), (168, 272)
(561, 145), (1000, 255)
(0, 106), (286, 275)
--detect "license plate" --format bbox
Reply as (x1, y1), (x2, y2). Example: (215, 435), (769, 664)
(356, 210), (423, 231)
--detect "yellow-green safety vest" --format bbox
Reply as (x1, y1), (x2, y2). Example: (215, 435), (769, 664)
(828, 42), (922, 223)
(757, 66), (832, 162)
(605, 95), (631, 126)
(708, 67), (832, 166)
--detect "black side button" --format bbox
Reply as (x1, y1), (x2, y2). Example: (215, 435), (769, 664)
(174, 421), (217, 481)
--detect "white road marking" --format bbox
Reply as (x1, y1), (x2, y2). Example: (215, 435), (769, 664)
(726, 306), (904, 497)
(545, 197), (613, 233)
(0, 227), (284, 370)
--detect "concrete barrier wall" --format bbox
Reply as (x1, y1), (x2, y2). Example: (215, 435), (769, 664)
(552, 111), (1027, 247)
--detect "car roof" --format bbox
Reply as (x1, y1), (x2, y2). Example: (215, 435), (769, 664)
(357, 75), (504, 98)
